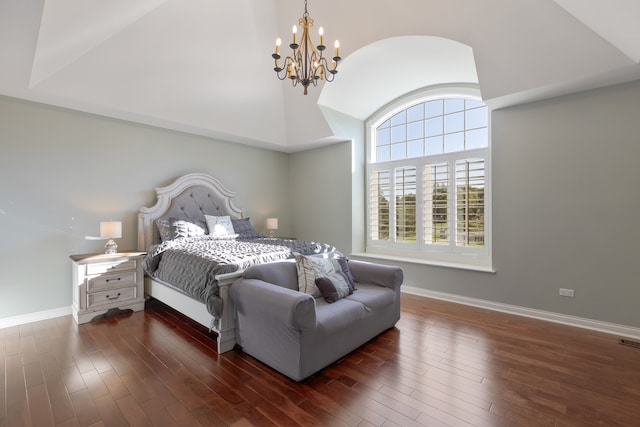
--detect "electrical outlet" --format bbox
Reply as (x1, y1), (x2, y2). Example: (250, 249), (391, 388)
(559, 288), (575, 297)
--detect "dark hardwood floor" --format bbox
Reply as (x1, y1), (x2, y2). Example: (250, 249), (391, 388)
(2, 293), (639, 427)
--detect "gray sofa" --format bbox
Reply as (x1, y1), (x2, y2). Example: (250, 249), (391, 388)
(230, 259), (403, 381)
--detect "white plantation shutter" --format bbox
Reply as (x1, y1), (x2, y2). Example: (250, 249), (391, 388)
(367, 90), (491, 268)
(395, 167), (417, 243)
(369, 170), (390, 241)
(424, 162), (449, 245)
(456, 158), (485, 247)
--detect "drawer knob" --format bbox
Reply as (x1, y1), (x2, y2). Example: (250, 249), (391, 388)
(105, 277), (121, 283)
(106, 293), (121, 301)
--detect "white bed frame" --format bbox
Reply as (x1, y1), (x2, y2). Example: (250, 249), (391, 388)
(138, 173), (246, 353)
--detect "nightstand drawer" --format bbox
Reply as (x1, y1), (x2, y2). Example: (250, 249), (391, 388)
(87, 286), (137, 308)
(86, 271), (137, 292)
(86, 258), (137, 275)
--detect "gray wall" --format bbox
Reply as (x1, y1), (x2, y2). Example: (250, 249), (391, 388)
(289, 141), (353, 252)
(349, 80), (640, 328)
(0, 96), (289, 319)
(3, 78), (640, 330)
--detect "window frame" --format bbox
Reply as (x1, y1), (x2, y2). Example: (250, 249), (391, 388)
(365, 85), (492, 270)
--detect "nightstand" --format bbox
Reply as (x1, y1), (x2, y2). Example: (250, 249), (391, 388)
(70, 251), (146, 324)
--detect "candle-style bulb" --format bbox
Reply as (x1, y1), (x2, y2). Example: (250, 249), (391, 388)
(319, 27), (324, 45)
(275, 38), (281, 54)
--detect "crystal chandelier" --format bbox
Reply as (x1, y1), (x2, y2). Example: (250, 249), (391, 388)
(272, 0), (341, 95)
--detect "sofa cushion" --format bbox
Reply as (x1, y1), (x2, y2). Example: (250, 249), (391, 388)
(314, 298), (367, 335)
(345, 283), (395, 311)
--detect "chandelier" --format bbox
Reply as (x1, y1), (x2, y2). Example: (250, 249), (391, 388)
(272, 0), (341, 95)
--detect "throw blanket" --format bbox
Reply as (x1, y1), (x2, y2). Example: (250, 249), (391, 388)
(143, 236), (338, 322)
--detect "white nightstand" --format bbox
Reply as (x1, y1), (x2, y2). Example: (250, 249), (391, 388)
(70, 251), (146, 324)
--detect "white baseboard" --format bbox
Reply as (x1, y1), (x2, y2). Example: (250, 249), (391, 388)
(402, 286), (640, 340)
(0, 306), (72, 329)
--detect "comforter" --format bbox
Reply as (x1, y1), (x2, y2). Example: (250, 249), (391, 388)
(142, 236), (338, 320)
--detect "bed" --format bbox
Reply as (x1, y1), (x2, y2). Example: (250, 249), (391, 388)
(137, 173), (338, 353)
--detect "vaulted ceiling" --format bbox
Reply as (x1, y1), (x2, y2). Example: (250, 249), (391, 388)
(1, 0), (639, 152)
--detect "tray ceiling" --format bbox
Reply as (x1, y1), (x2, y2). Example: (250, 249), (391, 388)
(1, 0), (639, 152)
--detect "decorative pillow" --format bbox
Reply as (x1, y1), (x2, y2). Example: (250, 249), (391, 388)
(204, 215), (235, 236)
(231, 217), (263, 239)
(296, 255), (350, 297)
(156, 218), (207, 241)
(336, 257), (356, 292)
(315, 272), (353, 303)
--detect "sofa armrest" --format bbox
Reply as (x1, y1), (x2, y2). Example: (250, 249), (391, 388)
(348, 260), (403, 290)
(230, 278), (317, 330)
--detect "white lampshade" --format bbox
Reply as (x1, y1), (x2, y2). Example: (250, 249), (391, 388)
(266, 218), (278, 230)
(100, 221), (122, 239)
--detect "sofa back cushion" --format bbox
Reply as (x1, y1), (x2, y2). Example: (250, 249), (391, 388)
(241, 260), (299, 290)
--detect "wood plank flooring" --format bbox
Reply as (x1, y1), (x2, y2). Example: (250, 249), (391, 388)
(2, 293), (639, 426)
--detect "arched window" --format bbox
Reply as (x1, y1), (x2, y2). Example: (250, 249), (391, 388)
(366, 86), (491, 270)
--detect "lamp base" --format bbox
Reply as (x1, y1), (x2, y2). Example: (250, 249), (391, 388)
(268, 230), (276, 238)
(104, 239), (118, 254)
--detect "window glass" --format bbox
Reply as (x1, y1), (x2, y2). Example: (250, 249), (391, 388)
(390, 110), (406, 126)
(444, 111), (464, 134)
(426, 136), (443, 156)
(425, 117), (442, 137)
(407, 139), (423, 158)
(426, 100), (443, 118)
(407, 104), (424, 122)
(376, 145), (390, 162)
(391, 125), (406, 144)
(444, 132), (464, 153)
(376, 127), (390, 146)
(407, 121), (424, 140)
(391, 142), (406, 160)
(466, 106), (488, 129)
(444, 98), (464, 114)
(466, 128), (488, 149)
(368, 93), (490, 268)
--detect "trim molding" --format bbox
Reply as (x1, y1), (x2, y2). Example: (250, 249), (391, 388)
(402, 286), (640, 340)
(3, 290), (640, 341)
(0, 306), (72, 329)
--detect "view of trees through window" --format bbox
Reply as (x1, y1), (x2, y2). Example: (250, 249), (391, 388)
(368, 96), (488, 255)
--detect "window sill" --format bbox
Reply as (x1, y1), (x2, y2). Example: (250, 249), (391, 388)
(349, 252), (496, 273)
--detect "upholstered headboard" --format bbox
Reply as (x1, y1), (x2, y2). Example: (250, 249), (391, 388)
(138, 173), (245, 251)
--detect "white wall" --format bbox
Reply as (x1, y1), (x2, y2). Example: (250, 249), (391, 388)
(0, 96), (289, 319)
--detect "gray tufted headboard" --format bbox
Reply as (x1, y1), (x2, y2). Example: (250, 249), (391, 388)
(138, 173), (245, 251)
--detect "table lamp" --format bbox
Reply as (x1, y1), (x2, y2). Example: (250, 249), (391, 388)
(100, 221), (122, 254)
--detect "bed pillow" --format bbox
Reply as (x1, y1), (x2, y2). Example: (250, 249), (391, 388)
(156, 218), (207, 241)
(231, 217), (263, 239)
(296, 255), (351, 298)
(204, 215), (235, 237)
